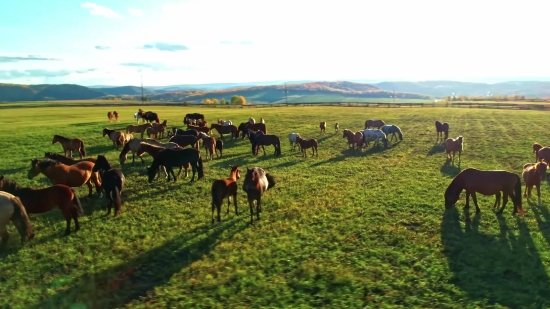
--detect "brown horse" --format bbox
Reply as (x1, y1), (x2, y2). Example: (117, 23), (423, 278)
(210, 123), (238, 141)
(537, 146), (550, 164)
(444, 136), (463, 164)
(198, 132), (217, 161)
(52, 135), (87, 159)
(445, 168), (524, 216)
(138, 142), (189, 180)
(211, 165), (240, 223)
(246, 123), (267, 135)
(0, 175), (83, 235)
(169, 134), (199, 150)
(93, 155), (125, 216)
(532, 143), (549, 161)
(138, 109), (160, 124)
(148, 120), (168, 139)
(113, 111), (119, 122)
(27, 158), (102, 198)
(365, 119), (385, 129)
(0, 191), (34, 251)
(251, 133), (281, 156)
(342, 129), (364, 151)
(126, 123), (152, 139)
(435, 120), (449, 141)
(296, 136), (318, 158)
(320, 122), (327, 135)
(242, 167), (276, 224)
(107, 111), (114, 122)
(103, 128), (125, 149)
(523, 161), (548, 206)
(334, 123), (339, 133)
(187, 124), (210, 134)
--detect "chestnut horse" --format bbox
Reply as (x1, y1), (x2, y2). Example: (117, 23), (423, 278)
(334, 123), (339, 133)
(137, 142), (186, 179)
(343, 129), (364, 151)
(522, 161), (548, 206)
(107, 111), (114, 122)
(113, 111), (119, 122)
(320, 122), (326, 135)
(0, 191), (34, 251)
(435, 120), (449, 141)
(211, 165), (240, 223)
(209, 123), (238, 141)
(242, 167), (276, 224)
(365, 119), (385, 129)
(147, 120), (168, 139)
(103, 128), (125, 149)
(197, 132), (217, 161)
(296, 136), (318, 158)
(445, 168), (524, 216)
(0, 175), (83, 235)
(444, 136), (464, 164)
(93, 155), (125, 216)
(126, 123), (152, 139)
(27, 158), (102, 198)
(52, 135), (87, 159)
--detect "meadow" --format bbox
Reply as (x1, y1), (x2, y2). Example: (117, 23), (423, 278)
(0, 105), (550, 309)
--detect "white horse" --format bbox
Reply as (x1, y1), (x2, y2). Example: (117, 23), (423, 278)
(288, 133), (301, 151)
(361, 129), (388, 148)
(381, 125), (403, 142)
(248, 117), (255, 124)
(222, 120), (232, 126)
(134, 112), (143, 123)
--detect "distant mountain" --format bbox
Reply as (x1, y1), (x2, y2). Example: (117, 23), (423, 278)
(0, 83), (104, 101)
(96, 86), (155, 96)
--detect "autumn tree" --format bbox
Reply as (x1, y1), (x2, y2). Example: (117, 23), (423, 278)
(212, 98), (219, 105)
(231, 95), (246, 105)
(220, 98), (227, 105)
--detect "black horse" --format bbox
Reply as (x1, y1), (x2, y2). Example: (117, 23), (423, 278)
(92, 155), (125, 216)
(169, 127), (199, 138)
(147, 148), (205, 183)
(184, 113), (205, 124)
(138, 110), (160, 124)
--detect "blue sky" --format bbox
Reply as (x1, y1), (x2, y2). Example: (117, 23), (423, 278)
(0, 0), (548, 86)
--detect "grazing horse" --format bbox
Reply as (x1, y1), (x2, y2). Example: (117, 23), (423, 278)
(296, 136), (318, 158)
(381, 124), (403, 142)
(289, 133), (301, 151)
(211, 165), (240, 223)
(343, 129), (364, 151)
(138, 109), (160, 124)
(210, 123), (238, 141)
(444, 136), (463, 164)
(138, 142), (186, 179)
(251, 132), (281, 156)
(113, 111), (119, 122)
(93, 155), (125, 216)
(198, 132), (217, 161)
(27, 158), (102, 198)
(187, 124), (210, 134)
(522, 161), (548, 206)
(52, 135), (87, 159)
(119, 139), (145, 165)
(147, 148), (204, 183)
(242, 167), (276, 224)
(334, 123), (339, 133)
(107, 111), (114, 122)
(134, 112), (143, 123)
(126, 123), (152, 139)
(249, 117), (255, 124)
(445, 168), (524, 216)
(147, 120), (168, 139)
(169, 134), (199, 150)
(320, 122), (327, 135)
(0, 191), (34, 251)
(435, 120), (449, 141)
(0, 176), (82, 235)
(103, 128), (125, 149)
(361, 129), (389, 148)
(365, 119), (386, 129)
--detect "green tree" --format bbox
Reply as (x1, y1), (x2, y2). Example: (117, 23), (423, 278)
(230, 95), (246, 105)
(220, 98), (226, 105)
(212, 98), (219, 105)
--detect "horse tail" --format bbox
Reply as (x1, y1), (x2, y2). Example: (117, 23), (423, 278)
(265, 173), (276, 189)
(80, 140), (87, 157)
(113, 186), (122, 214)
(211, 182), (223, 208)
(197, 155), (205, 179)
(513, 174), (523, 212)
(72, 189), (84, 216)
(10, 196), (34, 240)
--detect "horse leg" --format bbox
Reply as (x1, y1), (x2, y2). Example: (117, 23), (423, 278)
(106, 189), (113, 215)
(498, 192), (509, 214)
(248, 197), (255, 224)
(527, 185), (532, 200)
(262, 145), (267, 156)
(92, 172), (102, 198)
(523, 182), (528, 197)
(536, 184), (541, 206)
(86, 179), (94, 198)
(493, 192), (501, 210)
(233, 193), (239, 216)
(0, 227), (8, 251)
(471, 192), (481, 214)
(176, 166), (183, 178)
(256, 197), (262, 221)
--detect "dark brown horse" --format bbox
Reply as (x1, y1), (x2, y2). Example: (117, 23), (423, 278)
(211, 165), (240, 223)
(187, 124), (210, 134)
(435, 120), (449, 141)
(444, 136), (463, 165)
(250, 132), (281, 156)
(107, 111), (114, 122)
(209, 123), (238, 141)
(52, 135), (87, 159)
(93, 155), (125, 216)
(169, 134), (199, 150)
(532, 143), (550, 162)
(522, 161), (548, 207)
(242, 167), (276, 224)
(184, 113), (205, 124)
(147, 148), (205, 183)
(246, 123), (267, 135)
(237, 122), (250, 139)
(444, 168), (524, 216)
(537, 146), (550, 164)
(296, 136), (318, 158)
(113, 111), (119, 122)
(0, 175), (83, 235)
(138, 109), (160, 123)
(365, 119), (385, 129)
(138, 142), (188, 180)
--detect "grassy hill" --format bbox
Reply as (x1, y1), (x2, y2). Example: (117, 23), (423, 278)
(96, 86), (155, 96)
(0, 83), (105, 101)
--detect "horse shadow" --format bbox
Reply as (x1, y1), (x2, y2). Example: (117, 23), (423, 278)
(427, 142), (446, 156)
(85, 144), (118, 157)
(270, 160), (301, 169)
(440, 161), (462, 177)
(309, 154), (348, 167)
(531, 205), (550, 247)
(364, 145), (390, 156)
(441, 208), (550, 307)
(28, 218), (247, 309)
(69, 121), (102, 127)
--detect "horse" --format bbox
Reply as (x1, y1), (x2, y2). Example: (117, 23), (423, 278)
(289, 133), (301, 151)
(522, 161), (548, 207)
(126, 123), (152, 139)
(246, 123), (267, 135)
(147, 148), (204, 183)
(92, 155), (125, 216)
(210, 123), (238, 141)
(435, 120), (449, 141)
(211, 165), (240, 223)
(242, 167), (276, 224)
(237, 122), (250, 139)
(169, 134), (200, 150)
(532, 143), (549, 161)
(249, 117), (255, 124)
(113, 111), (119, 122)
(536, 146), (550, 164)
(334, 123), (339, 133)
(138, 142), (187, 180)
(27, 158), (102, 198)
(0, 191), (34, 251)
(320, 122), (327, 135)
(0, 175), (82, 235)
(184, 113), (205, 124)
(103, 128), (126, 149)
(364, 119), (386, 129)
(107, 111), (113, 122)
(381, 124), (403, 142)
(44, 152), (96, 165)
(251, 132), (281, 156)
(444, 168), (524, 216)
(187, 124), (210, 134)
(444, 136), (463, 164)
(218, 119), (233, 126)
(52, 135), (87, 159)
(361, 129), (388, 148)
(146, 120), (168, 139)
(198, 132), (217, 161)
(171, 127), (199, 137)
(296, 136), (318, 158)
(215, 139), (224, 158)
(342, 129), (364, 151)
(138, 109), (160, 124)
(134, 112), (143, 123)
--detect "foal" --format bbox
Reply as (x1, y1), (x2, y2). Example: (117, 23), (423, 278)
(296, 136), (318, 158)
(523, 161), (548, 206)
(211, 165), (240, 223)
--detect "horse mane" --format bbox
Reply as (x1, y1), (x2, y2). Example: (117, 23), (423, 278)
(46, 152), (73, 161)
(36, 158), (61, 169)
(444, 173), (464, 205)
(53, 134), (68, 141)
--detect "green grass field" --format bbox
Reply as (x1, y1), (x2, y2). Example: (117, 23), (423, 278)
(1, 105), (550, 308)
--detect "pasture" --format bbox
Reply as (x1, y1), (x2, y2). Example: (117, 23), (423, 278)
(1, 105), (549, 308)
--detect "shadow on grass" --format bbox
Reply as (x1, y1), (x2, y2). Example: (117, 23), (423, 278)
(68, 121), (102, 127)
(85, 144), (118, 156)
(427, 142), (445, 156)
(29, 218), (247, 309)
(531, 204), (550, 247)
(440, 161), (462, 177)
(441, 208), (550, 308)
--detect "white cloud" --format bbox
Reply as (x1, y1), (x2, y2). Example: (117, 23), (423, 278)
(81, 2), (121, 18)
(127, 8), (144, 17)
